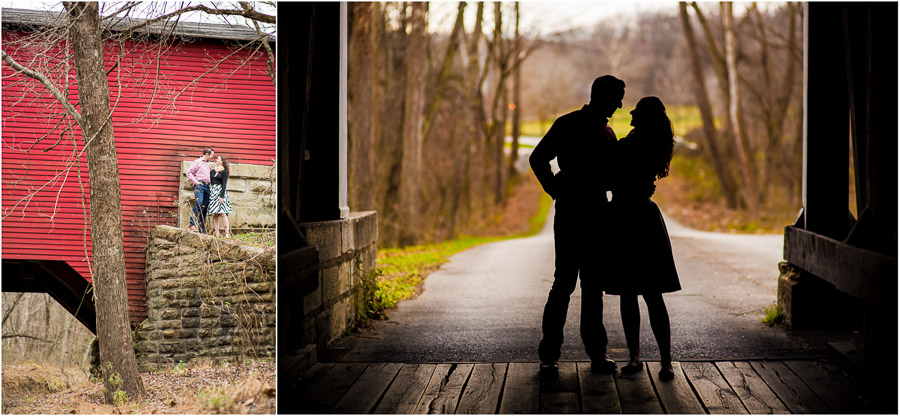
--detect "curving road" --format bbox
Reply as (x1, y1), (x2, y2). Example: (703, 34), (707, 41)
(327, 204), (835, 363)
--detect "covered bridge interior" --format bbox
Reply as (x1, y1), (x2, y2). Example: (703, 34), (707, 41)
(781, 2), (897, 408)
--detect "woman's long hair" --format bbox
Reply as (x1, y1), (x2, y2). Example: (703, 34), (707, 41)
(634, 96), (675, 180)
(219, 155), (231, 173)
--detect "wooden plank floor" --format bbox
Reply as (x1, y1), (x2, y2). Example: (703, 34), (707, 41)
(289, 360), (871, 414)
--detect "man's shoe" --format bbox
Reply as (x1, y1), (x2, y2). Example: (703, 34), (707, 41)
(621, 361), (644, 376)
(591, 358), (617, 374)
(188, 225), (198, 232)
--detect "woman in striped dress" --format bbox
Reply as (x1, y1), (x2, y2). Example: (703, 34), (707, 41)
(208, 155), (233, 238)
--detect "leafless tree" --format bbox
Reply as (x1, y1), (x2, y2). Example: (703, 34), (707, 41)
(678, 1), (738, 209)
(1, 0), (274, 403)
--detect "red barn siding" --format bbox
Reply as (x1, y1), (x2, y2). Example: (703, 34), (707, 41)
(2, 32), (275, 323)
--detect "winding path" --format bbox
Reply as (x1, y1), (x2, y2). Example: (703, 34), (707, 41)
(328, 206), (830, 363)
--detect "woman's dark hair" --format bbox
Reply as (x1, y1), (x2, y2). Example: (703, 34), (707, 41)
(219, 155), (230, 172)
(634, 96), (675, 180)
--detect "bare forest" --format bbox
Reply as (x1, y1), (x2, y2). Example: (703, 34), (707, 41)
(1, 293), (94, 370)
(348, 1), (804, 248)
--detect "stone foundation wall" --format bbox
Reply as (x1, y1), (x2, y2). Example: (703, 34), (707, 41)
(300, 211), (377, 346)
(134, 225), (275, 370)
(179, 161), (276, 229)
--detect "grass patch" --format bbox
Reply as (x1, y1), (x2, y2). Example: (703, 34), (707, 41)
(372, 236), (505, 315)
(508, 105), (707, 139)
(762, 303), (784, 326)
(503, 142), (536, 151)
(171, 361), (188, 377)
(370, 189), (552, 317)
(230, 230), (274, 248)
(196, 387), (233, 413)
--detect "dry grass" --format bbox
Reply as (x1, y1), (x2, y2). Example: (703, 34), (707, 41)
(2, 360), (274, 414)
(655, 168), (796, 234)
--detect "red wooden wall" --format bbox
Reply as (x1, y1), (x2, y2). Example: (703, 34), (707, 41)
(2, 31), (276, 323)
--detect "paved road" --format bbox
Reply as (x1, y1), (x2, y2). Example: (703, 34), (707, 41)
(327, 205), (837, 363)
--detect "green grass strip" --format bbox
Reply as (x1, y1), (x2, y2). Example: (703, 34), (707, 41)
(371, 193), (552, 316)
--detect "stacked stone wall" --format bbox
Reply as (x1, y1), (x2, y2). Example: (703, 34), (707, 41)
(300, 211), (377, 346)
(134, 225), (275, 370)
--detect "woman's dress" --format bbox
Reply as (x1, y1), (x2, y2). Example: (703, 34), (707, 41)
(605, 131), (681, 295)
(208, 169), (232, 215)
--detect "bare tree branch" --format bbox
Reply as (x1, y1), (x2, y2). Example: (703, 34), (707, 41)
(250, 18), (276, 85)
(120, 3), (274, 34)
(2, 333), (55, 343)
(1, 51), (83, 126)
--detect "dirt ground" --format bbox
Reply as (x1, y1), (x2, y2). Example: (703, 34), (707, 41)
(2, 361), (274, 414)
(655, 171), (795, 234)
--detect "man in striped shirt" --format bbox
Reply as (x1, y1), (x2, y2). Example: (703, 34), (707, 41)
(186, 147), (215, 233)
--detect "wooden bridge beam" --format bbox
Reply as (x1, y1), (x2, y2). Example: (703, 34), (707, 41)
(802, 2), (849, 241)
(1, 260), (96, 334)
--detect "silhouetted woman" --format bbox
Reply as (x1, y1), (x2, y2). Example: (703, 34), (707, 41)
(608, 96), (681, 381)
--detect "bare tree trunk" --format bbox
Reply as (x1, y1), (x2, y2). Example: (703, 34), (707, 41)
(722, 3), (759, 212)
(679, 2), (738, 209)
(422, 2), (466, 144)
(349, 2), (378, 212)
(59, 316), (73, 370)
(494, 79), (508, 203)
(509, 2), (521, 183)
(398, 2), (427, 245)
(65, 1), (145, 402)
(767, 3), (801, 199)
(463, 2), (485, 224)
(691, 2), (737, 162)
(491, 2), (506, 204)
(42, 296), (52, 359)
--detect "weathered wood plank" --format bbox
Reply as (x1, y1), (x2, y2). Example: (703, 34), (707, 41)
(749, 361), (830, 414)
(716, 361), (789, 414)
(281, 363), (334, 413)
(784, 360), (865, 413)
(576, 362), (621, 414)
(375, 364), (437, 414)
(457, 363), (507, 414)
(332, 362), (403, 413)
(682, 361), (747, 414)
(540, 362), (580, 413)
(615, 363), (664, 414)
(784, 226), (896, 309)
(499, 363), (540, 414)
(297, 363), (368, 413)
(298, 362), (335, 385)
(413, 363), (474, 414)
(541, 392), (580, 414)
(647, 362), (705, 414)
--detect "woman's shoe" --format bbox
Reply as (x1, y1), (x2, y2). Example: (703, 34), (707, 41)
(621, 361), (644, 375)
(658, 363), (675, 381)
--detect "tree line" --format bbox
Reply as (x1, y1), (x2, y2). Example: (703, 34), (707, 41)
(347, 2), (805, 249)
(347, 2), (538, 248)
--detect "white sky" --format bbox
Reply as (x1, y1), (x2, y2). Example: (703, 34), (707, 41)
(429, 1), (676, 36)
(0, 1), (781, 39)
(0, 1), (276, 32)
(428, 1), (780, 36)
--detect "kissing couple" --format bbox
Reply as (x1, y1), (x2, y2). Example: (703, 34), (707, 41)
(529, 75), (681, 381)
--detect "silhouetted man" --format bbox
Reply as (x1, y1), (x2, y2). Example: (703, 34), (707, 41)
(529, 75), (625, 374)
